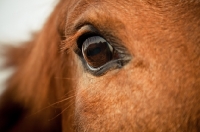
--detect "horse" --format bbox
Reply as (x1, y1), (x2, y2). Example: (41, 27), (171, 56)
(0, 0), (200, 131)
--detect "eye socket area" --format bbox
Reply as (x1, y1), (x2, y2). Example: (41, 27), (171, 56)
(82, 36), (116, 68)
(75, 27), (131, 76)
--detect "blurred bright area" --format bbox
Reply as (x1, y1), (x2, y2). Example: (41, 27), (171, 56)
(0, 0), (58, 94)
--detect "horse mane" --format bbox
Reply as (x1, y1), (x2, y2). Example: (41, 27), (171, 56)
(0, 1), (74, 131)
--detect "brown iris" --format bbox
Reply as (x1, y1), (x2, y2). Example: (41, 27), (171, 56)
(82, 36), (114, 68)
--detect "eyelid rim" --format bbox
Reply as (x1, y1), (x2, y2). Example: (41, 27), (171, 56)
(87, 59), (128, 76)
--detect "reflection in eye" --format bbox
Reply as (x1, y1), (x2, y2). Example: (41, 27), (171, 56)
(82, 36), (114, 68)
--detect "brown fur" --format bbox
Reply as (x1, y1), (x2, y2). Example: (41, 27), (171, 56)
(0, 0), (200, 132)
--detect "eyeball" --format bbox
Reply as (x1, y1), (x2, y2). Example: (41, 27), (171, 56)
(82, 36), (114, 68)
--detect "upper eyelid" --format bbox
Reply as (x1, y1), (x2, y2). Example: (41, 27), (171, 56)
(61, 25), (100, 53)
(78, 25), (101, 39)
(74, 24), (129, 54)
(78, 25), (97, 33)
(75, 25), (116, 47)
(64, 21), (129, 54)
(65, 24), (100, 42)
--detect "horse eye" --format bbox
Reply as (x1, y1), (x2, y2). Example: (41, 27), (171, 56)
(82, 36), (114, 68)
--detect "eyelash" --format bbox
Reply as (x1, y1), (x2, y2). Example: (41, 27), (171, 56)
(75, 26), (131, 76)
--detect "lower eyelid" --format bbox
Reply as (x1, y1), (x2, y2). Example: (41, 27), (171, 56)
(86, 58), (131, 76)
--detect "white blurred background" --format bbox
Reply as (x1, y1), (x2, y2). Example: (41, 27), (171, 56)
(0, 0), (58, 94)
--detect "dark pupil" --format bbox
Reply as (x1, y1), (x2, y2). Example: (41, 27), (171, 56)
(87, 46), (101, 56)
(82, 36), (113, 68)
